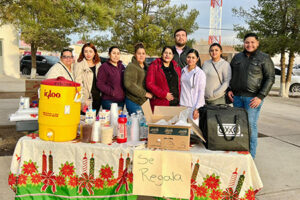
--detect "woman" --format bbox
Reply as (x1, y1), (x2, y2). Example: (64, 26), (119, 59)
(74, 43), (101, 113)
(202, 43), (231, 105)
(97, 46), (125, 110)
(124, 43), (153, 115)
(146, 46), (181, 111)
(46, 48), (74, 81)
(180, 49), (206, 120)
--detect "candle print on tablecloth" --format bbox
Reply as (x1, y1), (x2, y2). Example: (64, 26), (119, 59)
(191, 159), (200, 181)
(48, 151), (53, 172)
(228, 168), (238, 188)
(126, 153), (130, 169)
(83, 153), (88, 174)
(118, 153), (124, 178)
(90, 154), (95, 177)
(235, 171), (246, 195)
(42, 151), (47, 173)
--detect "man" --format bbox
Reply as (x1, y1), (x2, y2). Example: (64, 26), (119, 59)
(46, 48), (74, 81)
(172, 28), (201, 68)
(228, 33), (275, 158)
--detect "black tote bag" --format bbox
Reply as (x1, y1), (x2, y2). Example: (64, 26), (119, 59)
(199, 105), (250, 151)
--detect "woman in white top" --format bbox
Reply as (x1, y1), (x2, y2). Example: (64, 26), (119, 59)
(180, 49), (206, 121)
(74, 43), (102, 114)
(202, 43), (231, 105)
(46, 48), (74, 81)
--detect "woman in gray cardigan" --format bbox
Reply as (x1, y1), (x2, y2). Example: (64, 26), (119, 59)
(124, 43), (152, 115)
(202, 43), (231, 105)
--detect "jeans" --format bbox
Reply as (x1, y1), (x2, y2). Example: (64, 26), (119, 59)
(125, 97), (142, 115)
(233, 96), (263, 158)
(101, 99), (124, 110)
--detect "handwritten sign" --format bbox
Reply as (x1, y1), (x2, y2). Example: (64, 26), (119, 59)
(133, 150), (191, 199)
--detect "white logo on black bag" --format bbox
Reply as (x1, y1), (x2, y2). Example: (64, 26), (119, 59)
(217, 124), (242, 137)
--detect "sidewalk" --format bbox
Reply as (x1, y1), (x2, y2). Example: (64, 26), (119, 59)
(255, 95), (300, 200)
(0, 75), (25, 92)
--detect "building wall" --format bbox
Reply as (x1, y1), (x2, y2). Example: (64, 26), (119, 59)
(0, 24), (20, 78)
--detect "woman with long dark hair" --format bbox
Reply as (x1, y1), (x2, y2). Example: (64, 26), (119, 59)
(180, 49), (206, 120)
(202, 43), (231, 105)
(97, 46), (125, 110)
(146, 46), (181, 111)
(74, 43), (101, 113)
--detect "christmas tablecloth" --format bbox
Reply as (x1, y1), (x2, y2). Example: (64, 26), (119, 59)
(9, 135), (263, 200)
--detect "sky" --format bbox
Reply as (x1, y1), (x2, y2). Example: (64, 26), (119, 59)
(170, 0), (258, 45)
(71, 0), (258, 45)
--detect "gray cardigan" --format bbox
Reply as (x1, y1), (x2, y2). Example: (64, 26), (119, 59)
(202, 58), (231, 101)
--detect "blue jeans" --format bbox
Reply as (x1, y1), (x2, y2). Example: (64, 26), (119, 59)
(233, 96), (263, 158)
(125, 97), (142, 115)
(101, 99), (124, 110)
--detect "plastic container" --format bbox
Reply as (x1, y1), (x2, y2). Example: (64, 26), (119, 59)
(130, 115), (139, 142)
(110, 103), (119, 137)
(91, 120), (101, 142)
(31, 100), (38, 108)
(38, 76), (81, 142)
(117, 114), (127, 143)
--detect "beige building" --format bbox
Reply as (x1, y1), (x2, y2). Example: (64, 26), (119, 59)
(0, 24), (20, 78)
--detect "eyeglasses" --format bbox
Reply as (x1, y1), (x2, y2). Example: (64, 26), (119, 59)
(62, 56), (74, 59)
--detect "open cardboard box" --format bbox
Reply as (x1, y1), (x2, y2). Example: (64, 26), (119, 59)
(141, 100), (205, 151)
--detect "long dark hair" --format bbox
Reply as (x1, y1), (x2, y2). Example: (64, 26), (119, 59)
(77, 43), (100, 64)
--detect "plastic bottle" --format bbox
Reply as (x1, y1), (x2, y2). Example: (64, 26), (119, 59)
(126, 113), (133, 141)
(117, 113), (127, 143)
(140, 115), (148, 140)
(31, 100), (38, 108)
(136, 111), (143, 138)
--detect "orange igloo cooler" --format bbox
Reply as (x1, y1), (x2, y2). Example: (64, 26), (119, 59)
(38, 77), (81, 142)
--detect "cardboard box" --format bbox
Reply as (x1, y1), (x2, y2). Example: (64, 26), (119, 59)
(25, 92), (39, 104)
(25, 79), (42, 104)
(26, 79), (42, 92)
(141, 100), (205, 151)
(147, 124), (191, 150)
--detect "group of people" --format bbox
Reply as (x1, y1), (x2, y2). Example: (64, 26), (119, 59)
(46, 29), (275, 158)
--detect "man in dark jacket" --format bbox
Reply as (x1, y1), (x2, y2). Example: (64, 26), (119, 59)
(172, 28), (201, 68)
(228, 33), (275, 158)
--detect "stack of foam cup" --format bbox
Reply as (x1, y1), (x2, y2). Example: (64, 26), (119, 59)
(110, 103), (119, 137)
(130, 115), (139, 142)
(91, 120), (101, 142)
